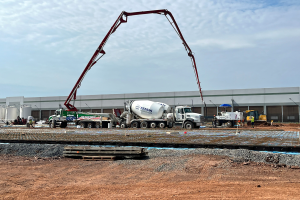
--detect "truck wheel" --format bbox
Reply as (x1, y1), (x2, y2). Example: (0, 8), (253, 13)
(150, 122), (156, 128)
(131, 121), (139, 128)
(49, 121), (52, 128)
(60, 122), (67, 128)
(141, 121), (148, 129)
(184, 121), (194, 129)
(95, 122), (101, 128)
(227, 121), (232, 128)
(217, 121), (222, 126)
(87, 122), (93, 128)
(52, 120), (56, 128)
(79, 122), (86, 128)
(158, 122), (166, 128)
(120, 122), (126, 129)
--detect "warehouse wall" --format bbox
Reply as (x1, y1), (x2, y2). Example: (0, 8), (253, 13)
(1, 87), (299, 122)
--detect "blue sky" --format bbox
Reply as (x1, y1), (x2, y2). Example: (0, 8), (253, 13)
(0, 0), (299, 98)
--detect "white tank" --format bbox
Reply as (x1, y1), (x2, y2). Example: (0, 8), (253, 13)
(0, 106), (5, 120)
(6, 106), (19, 121)
(155, 102), (171, 113)
(20, 105), (32, 119)
(131, 100), (164, 119)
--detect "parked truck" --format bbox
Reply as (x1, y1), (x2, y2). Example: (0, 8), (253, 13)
(119, 100), (204, 129)
(212, 111), (243, 128)
(48, 109), (119, 128)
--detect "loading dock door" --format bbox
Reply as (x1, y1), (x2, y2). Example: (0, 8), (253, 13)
(267, 106), (282, 122)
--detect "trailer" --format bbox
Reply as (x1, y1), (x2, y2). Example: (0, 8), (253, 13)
(213, 111), (243, 128)
(49, 109), (119, 128)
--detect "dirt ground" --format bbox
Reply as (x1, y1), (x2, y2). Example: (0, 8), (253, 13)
(209, 122), (300, 132)
(1, 153), (300, 200)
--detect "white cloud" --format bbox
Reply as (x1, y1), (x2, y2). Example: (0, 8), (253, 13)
(191, 38), (255, 49)
(0, 0), (300, 98)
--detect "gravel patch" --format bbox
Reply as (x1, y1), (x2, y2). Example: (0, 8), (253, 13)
(0, 143), (65, 157)
(1, 143), (300, 166)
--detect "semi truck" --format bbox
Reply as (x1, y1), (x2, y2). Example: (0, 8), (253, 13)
(48, 109), (119, 128)
(119, 100), (204, 129)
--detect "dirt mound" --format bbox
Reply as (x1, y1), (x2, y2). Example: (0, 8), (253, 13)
(288, 123), (300, 127)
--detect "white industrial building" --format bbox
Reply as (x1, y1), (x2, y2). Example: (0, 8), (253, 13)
(0, 86), (299, 123)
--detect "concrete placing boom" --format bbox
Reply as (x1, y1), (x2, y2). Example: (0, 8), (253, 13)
(64, 9), (204, 111)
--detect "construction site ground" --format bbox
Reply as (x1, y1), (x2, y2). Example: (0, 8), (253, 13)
(1, 123), (300, 199)
(1, 152), (300, 199)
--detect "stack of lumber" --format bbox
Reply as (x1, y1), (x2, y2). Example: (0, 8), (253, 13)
(63, 146), (148, 160)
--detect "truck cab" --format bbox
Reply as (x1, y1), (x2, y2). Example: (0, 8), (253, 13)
(49, 109), (77, 128)
(174, 106), (204, 128)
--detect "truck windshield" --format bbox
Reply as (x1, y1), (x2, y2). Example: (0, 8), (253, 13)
(184, 108), (192, 113)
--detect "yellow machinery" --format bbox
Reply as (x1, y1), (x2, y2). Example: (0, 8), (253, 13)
(245, 110), (267, 124)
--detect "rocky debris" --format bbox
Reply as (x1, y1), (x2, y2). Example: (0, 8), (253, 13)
(0, 143), (64, 158)
(0, 143), (300, 167)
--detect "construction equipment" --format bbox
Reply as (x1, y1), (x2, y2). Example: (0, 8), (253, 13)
(63, 9), (204, 112)
(119, 100), (204, 129)
(244, 110), (267, 125)
(213, 111), (244, 128)
(48, 109), (119, 128)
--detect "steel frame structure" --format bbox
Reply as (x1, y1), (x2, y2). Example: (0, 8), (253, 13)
(64, 9), (204, 111)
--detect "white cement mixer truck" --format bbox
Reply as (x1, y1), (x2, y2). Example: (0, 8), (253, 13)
(119, 100), (204, 129)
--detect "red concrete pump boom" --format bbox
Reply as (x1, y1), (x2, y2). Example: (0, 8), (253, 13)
(64, 9), (204, 111)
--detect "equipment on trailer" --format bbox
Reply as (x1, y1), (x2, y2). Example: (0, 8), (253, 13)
(213, 111), (243, 128)
(63, 9), (203, 111)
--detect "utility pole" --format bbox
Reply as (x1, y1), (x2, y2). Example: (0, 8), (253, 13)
(34, 105), (41, 121)
(210, 100), (218, 115)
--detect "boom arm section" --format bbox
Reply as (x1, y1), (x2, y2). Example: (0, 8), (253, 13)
(64, 9), (203, 111)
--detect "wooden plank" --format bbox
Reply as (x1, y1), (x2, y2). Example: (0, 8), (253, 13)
(63, 150), (143, 154)
(64, 146), (145, 151)
(63, 152), (147, 158)
(63, 149), (144, 152)
(82, 156), (116, 161)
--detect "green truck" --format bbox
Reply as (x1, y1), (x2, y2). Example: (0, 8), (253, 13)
(49, 109), (119, 128)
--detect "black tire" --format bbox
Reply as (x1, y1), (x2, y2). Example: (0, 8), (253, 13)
(227, 121), (232, 128)
(167, 122), (173, 128)
(95, 122), (101, 128)
(158, 122), (166, 128)
(131, 121), (139, 128)
(184, 121), (194, 129)
(87, 122), (93, 128)
(79, 122), (86, 128)
(60, 122), (67, 128)
(150, 122), (156, 128)
(52, 120), (56, 128)
(49, 121), (52, 128)
(217, 121), (222, 126)
(120, 122), (126, 129)
(140, 121), (148, 129)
